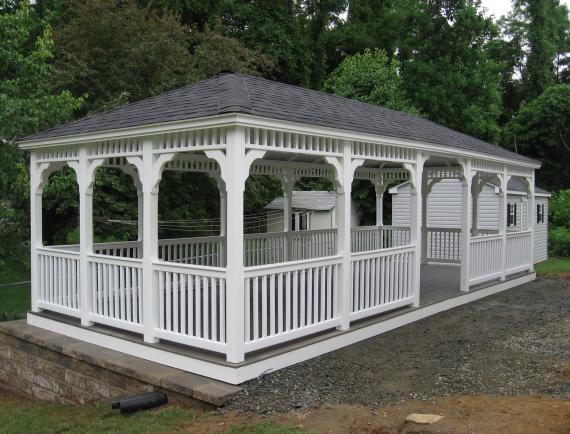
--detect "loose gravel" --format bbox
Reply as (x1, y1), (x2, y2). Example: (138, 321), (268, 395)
(226, 277), (570, 414)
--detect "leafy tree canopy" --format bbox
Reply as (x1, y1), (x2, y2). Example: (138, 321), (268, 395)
(0, 3), (82, 266)
(399, 0), (503, 143)
(324, 48), (420, 115)
(503, 84), (570, 191)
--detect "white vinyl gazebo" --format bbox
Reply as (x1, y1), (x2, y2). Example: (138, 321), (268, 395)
(20, 72), (540, 384)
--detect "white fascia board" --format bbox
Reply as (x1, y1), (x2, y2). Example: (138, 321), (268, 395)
(235, 114), (541, 170)
(17, 113), (239, 149)
(389, 180), (410, 194)
(18, 112), (541, 172)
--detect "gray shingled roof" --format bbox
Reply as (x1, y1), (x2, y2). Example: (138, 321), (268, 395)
(265, 191), (336, 211)
(20, 72), (538, 165)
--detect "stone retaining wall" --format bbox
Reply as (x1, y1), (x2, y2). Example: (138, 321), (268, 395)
(0, 320), (239, 406)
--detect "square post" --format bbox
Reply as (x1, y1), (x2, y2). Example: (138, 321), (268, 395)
(499, 170), (508, 281)
(420, 174), (428, 264)
(527, 173), (535, 272)
(336, 141), (355, 330)
(219, 188), (227, 267)
(460, 160), (473, 292)
(77, 145), (96, 326)
(374, 185), (384, 249)
(471, 174), (480, 236)
(141, 138), (159, 343)
(224, 126), (247, 363)
(409, 153), (424, 307)
(29, 151), (42, 313)
(282, 176), (294, 261)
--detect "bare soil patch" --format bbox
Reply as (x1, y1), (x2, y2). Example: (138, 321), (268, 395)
(227, 278), (570, 414)
(271, 395), (570, 434)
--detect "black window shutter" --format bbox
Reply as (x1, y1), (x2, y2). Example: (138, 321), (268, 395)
(507, 203), (511, 226)
(514, 203), (517, 226)
(537, 204), (540, 223)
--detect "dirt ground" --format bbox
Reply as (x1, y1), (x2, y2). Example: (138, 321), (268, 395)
(220, 277), (570, 433)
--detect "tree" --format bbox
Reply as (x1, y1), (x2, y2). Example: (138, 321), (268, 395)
(399, 0), (503, 143)
(503, 84), (570, 191)
(0, 3), (82, 266)
(324, 49), (420, 114)
(52, 0), (194, 114)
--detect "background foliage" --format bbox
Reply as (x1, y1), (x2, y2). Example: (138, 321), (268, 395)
(1, 0), (569, 272)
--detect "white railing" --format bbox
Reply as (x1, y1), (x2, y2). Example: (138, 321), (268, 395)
(158, 236), (224, 267)
(94, 240), (141, 258)
(243, 255), (342, 352)
(469, 234), (503, 285)
(291, 229), (337, 261)
(506, 230), (532, 275)
(350, 245), (415, 321)
(153, 261), (227, 353)
(351, 226), (411, 253)
(88, 254), (143, 333)
(37, 247), (81, 317)
(426, 228), (461, 263)
(244, 232), (286, 266)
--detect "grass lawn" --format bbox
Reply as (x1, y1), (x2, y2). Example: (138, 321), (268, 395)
(0, 260), (30, 320)
(535, 257), (570, 277)
(0, 388), (306, 434)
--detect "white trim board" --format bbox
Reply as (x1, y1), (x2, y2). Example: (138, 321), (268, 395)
(27, 272), (535, 385)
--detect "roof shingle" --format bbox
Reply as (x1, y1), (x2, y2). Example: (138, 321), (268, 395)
(20, 72), (538, 165)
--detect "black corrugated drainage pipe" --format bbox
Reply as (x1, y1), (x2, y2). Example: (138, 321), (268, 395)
(111, 392), (168, 413)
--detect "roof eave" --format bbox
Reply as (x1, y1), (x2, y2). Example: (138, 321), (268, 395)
(17, 111), (541, 170)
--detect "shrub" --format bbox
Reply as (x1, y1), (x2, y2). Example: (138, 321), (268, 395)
(549, 189), (570, 229)
(548, 226), (570, 257)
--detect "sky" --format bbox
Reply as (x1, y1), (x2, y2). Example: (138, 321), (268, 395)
(480, 0), (570, 19)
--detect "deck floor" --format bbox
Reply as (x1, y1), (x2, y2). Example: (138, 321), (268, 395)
(420, 263), (461, 306)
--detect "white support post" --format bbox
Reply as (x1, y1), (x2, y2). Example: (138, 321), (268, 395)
(527, 173), (535, 272)
(499, 170), (508, 281)
(375, 189), (384, 227)
(405, 153), (425, 307)
(136, 190), (143, 242)
(329, 143), (362, 331)
(460, 160), (473, 292)
(471, 174), (480, 237)
(282, 175), (294, 261)
(219, 188), (227, 267)
(220, 126), (248, 363)
(420, 174), (428, 264)
(76, 146), (97, 326)
(29, 151), (42, 313)
(141, 138), (160, 343)
(374, 183), (385, 249)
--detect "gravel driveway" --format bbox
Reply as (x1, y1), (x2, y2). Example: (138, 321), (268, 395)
(226, 277), (570, 414)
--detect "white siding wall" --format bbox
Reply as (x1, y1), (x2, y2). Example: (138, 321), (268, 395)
(391, 179), (499, 229)
(534, 197), (549, 263)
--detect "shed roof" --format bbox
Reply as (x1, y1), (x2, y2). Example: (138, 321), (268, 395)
(265, 191), (336, 211)
(20, 72), (537, 165)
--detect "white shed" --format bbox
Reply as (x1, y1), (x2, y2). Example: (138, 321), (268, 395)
(264, 191), (360, 232)
(390, 178), (550, 262)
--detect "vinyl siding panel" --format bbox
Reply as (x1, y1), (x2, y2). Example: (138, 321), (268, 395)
(534, 198), (548, 263)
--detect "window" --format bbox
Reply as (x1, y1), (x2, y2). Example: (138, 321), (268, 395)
(536, 203), (546, 224)
(507, 202), (517, 227)
(292, 212), (310, 231)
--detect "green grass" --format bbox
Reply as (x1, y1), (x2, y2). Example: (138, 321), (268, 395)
(535, 257), (570, 277)
(0, 260), (30, 320)
(0, 390), (307, 434)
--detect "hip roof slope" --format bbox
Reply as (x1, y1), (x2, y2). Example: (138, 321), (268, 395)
(20, 72), (538, 165)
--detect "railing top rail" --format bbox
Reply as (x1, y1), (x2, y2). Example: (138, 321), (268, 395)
(470, 233), (503, 241)
(38, 246), (80, 257)
(94, 240), (141, 248)
(350, 243), (415, 259)
(426, 227), (462, 232)
(244, 231), (287, 240)
(506, 229), (533, 237)
(87, 252), (143, 267)
(245, 254), (342, 276)
(158, 235), (223, 244)
(153, 260), (226, 278)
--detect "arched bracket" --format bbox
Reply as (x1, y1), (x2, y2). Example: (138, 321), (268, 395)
(34, 161), (67, 194)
